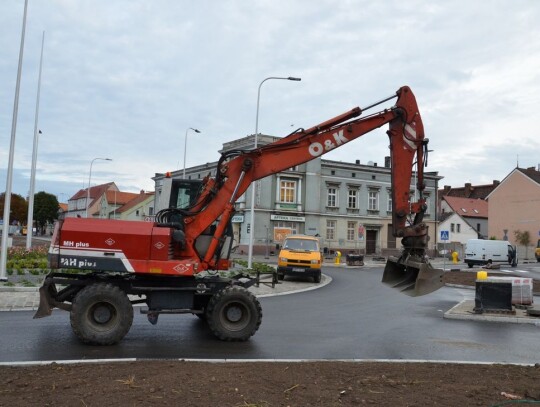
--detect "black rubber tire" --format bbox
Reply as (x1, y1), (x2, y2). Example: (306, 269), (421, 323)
(313, 272), (321, 284)
(206, 286), (262, 341)
(70, 283), (133, 345)
(277, 273), (285, 281)
(467, 263), (473, 269)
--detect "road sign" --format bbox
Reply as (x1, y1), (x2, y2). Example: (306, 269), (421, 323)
(440, 230), (449, 241)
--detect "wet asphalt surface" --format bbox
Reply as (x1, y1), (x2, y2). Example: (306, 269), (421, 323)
(1, 266), (539, 364)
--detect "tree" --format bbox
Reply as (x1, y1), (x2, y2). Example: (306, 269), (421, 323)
(0, 193), (28, 225)
(33, 191), (59, 235)
(514, 229), (531, 259)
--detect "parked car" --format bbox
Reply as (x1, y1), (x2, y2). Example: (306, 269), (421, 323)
(535, 239), (540, 262)
(464, 239), (517, 268)
(277, 235), (322, 283)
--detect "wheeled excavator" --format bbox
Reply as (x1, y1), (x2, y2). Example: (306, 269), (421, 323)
(34, 86), (444, 345)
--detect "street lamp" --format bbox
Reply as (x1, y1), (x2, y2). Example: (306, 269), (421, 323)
(247, 76), (301, 268)
(86, 158), (112, 218)
(183, 127), (201, 178)
(26, 31), (45, 249)
(0, 0), (28, 282)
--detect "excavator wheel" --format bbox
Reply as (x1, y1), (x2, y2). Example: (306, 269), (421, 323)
(206, 286), (262, 341)
(70, 283), (133, 345)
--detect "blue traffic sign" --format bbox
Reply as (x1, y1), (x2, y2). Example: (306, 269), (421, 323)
(440, 230), (449, 241)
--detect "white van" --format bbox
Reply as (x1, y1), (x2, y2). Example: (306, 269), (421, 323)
(464, 239), (517, 268)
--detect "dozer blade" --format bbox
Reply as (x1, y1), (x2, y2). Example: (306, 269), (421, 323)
(382, 256), (444, 297)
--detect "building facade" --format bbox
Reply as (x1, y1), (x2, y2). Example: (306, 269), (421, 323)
(153, 135), (442, 257)
(487, 166), (540, 257)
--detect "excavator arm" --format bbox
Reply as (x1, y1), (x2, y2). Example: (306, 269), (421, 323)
(165, 86), (444, 296)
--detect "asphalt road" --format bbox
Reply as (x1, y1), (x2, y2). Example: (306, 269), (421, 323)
(1, 266), (539, 364)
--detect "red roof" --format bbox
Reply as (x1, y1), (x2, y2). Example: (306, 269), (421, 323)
(105, 190), (138, 205)
(70, 182), (116, 201)
(442, 196), (488, 218)
(116, 192), (155, 214)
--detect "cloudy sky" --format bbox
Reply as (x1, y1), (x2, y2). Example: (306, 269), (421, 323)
(1, 0), (539, 202)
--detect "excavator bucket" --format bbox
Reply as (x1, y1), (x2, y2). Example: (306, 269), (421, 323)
(382, 256), (444, 297)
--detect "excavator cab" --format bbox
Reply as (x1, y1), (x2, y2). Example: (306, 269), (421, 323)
(382, 256), (444, 297)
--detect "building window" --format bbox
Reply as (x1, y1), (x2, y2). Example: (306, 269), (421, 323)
(347, 221), (357, 241)
(275, 221), (299, 235)
(149, 207), (154, 216)
(424, 195), (430, 215)
(368, 190), (379, 211)
(280, 180), (296, 203)
(327, 187), (338, 207)
(387, 195), (392, 212)
(457, 224), (461, 233)
(347, 189), (358, 209)
(326, 220), (336, 240)
(477, 223), (481, 232)
(136, 210), (140, 216)
(451, 223), (455, 232)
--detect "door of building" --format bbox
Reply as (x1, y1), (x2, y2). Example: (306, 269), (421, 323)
(366, 230), (377, 254)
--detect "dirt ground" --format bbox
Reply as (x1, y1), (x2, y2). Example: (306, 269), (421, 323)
(4, 237), (540, 405)
(0, 360), (539, 406)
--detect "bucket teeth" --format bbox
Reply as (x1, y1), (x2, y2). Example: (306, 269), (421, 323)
(382, 256), (444, 297)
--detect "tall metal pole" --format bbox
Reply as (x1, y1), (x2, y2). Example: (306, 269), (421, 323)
(1, 0), (29, 281)
(183, 127), (200, 178)
(86, 158), (112, 218)
(26, 31), (45, 249)
(247, 76), (301, 268)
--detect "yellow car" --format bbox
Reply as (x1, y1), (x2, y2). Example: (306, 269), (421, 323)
(277, 235), (322, 283)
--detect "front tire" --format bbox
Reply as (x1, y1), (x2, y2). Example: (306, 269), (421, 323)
(70, 283), (133, 345)
(206, 286), (262, 341)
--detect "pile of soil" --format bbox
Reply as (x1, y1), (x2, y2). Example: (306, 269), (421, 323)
(0, 360), (539, 406)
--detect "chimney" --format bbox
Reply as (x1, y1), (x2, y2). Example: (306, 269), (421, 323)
(493, 180), (500, 186)
(384, 156), (391, 168)
(355, 159), (360, 165)
(464, 182), (473, 197)
(373, 162), (377, 167)
(443, 185), (451, 195)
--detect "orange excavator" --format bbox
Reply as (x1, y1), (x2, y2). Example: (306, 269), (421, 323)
(35, 86), (444, 345)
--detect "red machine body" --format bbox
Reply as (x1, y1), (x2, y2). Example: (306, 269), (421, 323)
(50, 218), (205, 276)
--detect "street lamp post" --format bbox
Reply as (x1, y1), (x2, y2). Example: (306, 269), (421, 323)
(247, 76), (301, 268)
(183, 127), (201, 178)
(86, 158), (112, 218)
(1, 0), (28, 282)
(26, 31), (45, 249)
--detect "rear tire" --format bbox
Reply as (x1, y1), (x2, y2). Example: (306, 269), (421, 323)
(70, 283), (133, 345)
(313, 272), (321, 283)
(467, 262), (473, 268)
(206, 286), (262, 341)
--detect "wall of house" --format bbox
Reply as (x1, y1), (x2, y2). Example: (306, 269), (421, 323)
(438, 213), (478, 245)
(488, 171), (540, 248)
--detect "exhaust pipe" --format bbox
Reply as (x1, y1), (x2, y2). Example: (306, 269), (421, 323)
(382, 256), (444, 297)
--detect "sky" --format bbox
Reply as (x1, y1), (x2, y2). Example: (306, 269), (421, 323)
(1, 0), (540, 203)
